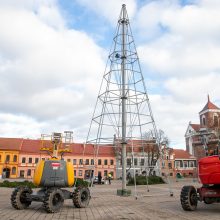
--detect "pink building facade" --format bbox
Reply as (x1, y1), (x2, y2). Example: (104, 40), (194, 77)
(13, 139), (116, 180)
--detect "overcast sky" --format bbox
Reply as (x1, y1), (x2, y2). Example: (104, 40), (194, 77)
(0, 0), (220, 149)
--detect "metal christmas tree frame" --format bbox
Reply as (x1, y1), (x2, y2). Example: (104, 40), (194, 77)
(86, 4), (158, 195)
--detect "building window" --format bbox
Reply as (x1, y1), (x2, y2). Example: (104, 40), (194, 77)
(22, 157), (26, 163)
(180, 160), (183, 167)
(202, 115), (206, 125)
(98, 159), (102, 165)
(6, 155), (10, 162)
(73, 159), (77, 165)
(184, 161), (188, 168)
(91, 159), (94, 165)
(104, 159), (108, 165)
(162, 161), (165, 168)
(134, 158), (137, 166)
(214, 115), (218, 126)
(42, 158), (45, 161)
(28, 158), (32, 164)
(35, 158), (39, 164)
(140, 158), (144, 166)
(85, 159), (89, 165)
(74, 170), (76, 176)
(127, 158), (131, 166)
(20, 170), (24, 178)
(110, 159), (114, 165)
(168, 162), (172, 169)
(175, 161), (180, 168)
(12, 167), (16, 175)
(67, 159), (71, 162)
(79, 170), (82, 176)
(166, 155), (169, 160)
(27, 169), (31, 176)
(104, 170), (108, 177)
(189, 161), (194, 167)
(170, 173), (173, 176)
(79, 159), (83, 165)
(13, 155), (17, 162)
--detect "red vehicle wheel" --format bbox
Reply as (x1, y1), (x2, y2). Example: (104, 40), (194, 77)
(180, 185), (198, 211)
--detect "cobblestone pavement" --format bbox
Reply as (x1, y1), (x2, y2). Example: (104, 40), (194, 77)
(0, 179), (220, 220)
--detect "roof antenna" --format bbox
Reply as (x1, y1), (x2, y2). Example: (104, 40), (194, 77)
(208, 94), (210, 102)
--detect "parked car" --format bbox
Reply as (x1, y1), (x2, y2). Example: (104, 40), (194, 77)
(85, 176), (105, 184)
(93, 176), (105, 184)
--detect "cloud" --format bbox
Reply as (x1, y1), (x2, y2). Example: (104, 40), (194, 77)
(134, 0), (220, 148)
(165, 73), (220, 103)
(137, 1), (220, 77)
(75, 0), (137, 25)
(0, 0), (105, 139)
(0, 113), (46, 138)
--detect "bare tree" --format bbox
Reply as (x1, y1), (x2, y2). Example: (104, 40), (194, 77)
(144, 129), (170, 174)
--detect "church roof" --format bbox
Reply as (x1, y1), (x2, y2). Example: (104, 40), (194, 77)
(190, 124), (200, 131)
(200, 95), (220, 113)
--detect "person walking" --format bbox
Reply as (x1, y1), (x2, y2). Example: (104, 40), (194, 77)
(98, 172), (102, 184)
(108, 173), (112, 185)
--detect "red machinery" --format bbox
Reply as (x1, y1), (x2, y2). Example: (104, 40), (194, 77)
(180, 155), (220, 211)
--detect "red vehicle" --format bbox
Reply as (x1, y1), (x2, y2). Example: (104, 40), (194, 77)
(180, 155), (220, 211)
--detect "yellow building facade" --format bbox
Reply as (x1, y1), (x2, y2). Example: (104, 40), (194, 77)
(0, 150), (19, 178)
(0, 138), (23, 179)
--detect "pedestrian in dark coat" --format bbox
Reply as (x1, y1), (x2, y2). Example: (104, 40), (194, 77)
(98, 173), (102, 184)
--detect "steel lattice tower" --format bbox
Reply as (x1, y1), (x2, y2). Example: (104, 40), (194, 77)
(86, 4), (158, 195)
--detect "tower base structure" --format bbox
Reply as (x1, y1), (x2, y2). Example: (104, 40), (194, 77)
(117, 189), (131, 197)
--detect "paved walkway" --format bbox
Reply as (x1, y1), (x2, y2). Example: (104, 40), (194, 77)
(0, 179), (220, 220)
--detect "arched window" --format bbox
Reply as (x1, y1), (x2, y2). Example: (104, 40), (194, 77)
(12, 167), (16, 175)
(6, 155), (10, 162)
(202, 115), (206, 126)
(214, 114), (218, 126)
(13, 155), (17, 162)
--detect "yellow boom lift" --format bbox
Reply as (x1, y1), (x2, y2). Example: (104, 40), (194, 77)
(11, 132), (90, 213)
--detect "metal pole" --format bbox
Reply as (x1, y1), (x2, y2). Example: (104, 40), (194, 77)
(121, 4), (127, 192)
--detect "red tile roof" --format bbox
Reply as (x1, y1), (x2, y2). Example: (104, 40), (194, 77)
(200, 96), (219, 113)
(21, 139), (43, 154)
(115, 139), (158, 153)
(0, 138), (23, 150)
(68, 143), (115, 157)
(0, 138), (115, 157)
(173, 149), (195, 159)
(190, 124), (200, 131)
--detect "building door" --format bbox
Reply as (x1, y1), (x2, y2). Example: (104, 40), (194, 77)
(20, 170), (25, 178)
(3, 168), (10, 178)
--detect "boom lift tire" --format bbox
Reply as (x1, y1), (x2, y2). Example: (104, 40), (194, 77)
(73, 187), (90, 208)
(43, 188), (64, 213)
(11, 186), (32, 210)
(180, 185), (198, 211)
